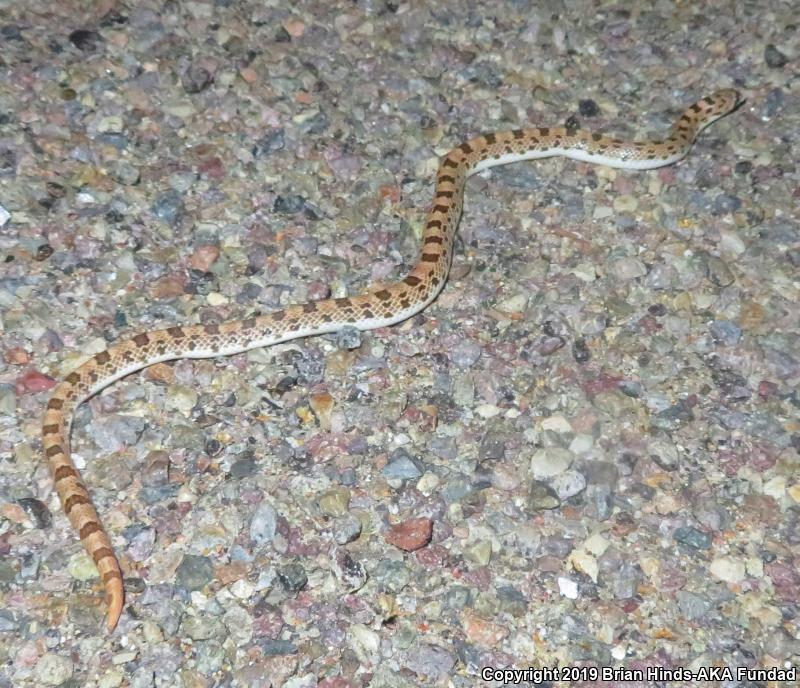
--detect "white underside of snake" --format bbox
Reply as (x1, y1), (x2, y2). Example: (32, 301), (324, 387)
(42, 89), (741, 631)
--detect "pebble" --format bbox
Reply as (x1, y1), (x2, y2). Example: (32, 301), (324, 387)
(277, 563), (308, 593)
(151, 190), (185, 225)
(548, 470), (587, 499)
(34, 653), (73, 686)
(384, 517), (433, 551)
(0, 203), (10, 226)
(673, 526), (712, 550)
(709, 556), (746, 583)
(382, 448), (423, 479)
(174, 555), (214, 591)
(448, 340), (482, 368)
(531, 447), (574, 479)
(318, 487), (350, 517)
(526, 480), (561, 511)
(764, 43), (788, 67)
(249, 503), (278, 545)
(324, 509), (357, 543)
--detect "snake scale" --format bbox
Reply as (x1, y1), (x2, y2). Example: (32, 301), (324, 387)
(42, 89), (741, 631)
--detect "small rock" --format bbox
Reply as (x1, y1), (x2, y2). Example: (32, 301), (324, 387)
(404, 643), (456, 681)
(531, 447), (574, 479)
(174, 554), (214, 591)
(384, 517), (433, 551)
(332, 514), (362, 544)
(317, 486), (350, 517)
(383, 449), (423, 479)
(152, 190), (185, 225)
(332, 549), (368, 591)
(249, 503), (278, 545)
(713, 193), (742, 215)
(676, 590), (711, 620)
(16, 497), (52, 529)
(709, 556), (746, 583)
(253, 129), (285, 157)
(557, 577), (579, 599)
(277, 562), (308, 593)
(448, 340), (482, 368)
(549, 470), (587, 499)
(705, 255), (735, 287)
(110, 160), (140, 185)
(709, 319), (742, 345)
(764, 44), (788, 68)
(526, 480), (561, 511)
(69, 29), (103, 51)
(0, 204), (10, 227)
(673, 526), (712, 550)
(462, 614), (508, 647)
(35, 653), (74, 686)
(181, 64), (214, 93)
(578, 99), (600, 116)
(463, 540), (492, 566)
(273, 194), (306, 214)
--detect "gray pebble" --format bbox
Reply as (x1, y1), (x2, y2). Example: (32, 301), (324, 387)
(336, 325), (362, 350)
(125, 525), (156, 562)
(0, 383), (15, 415)
(194, 640), (225, 674)
(496, 584), (529, 617)
(549, 470), (587, 499)
(526, 480), (561, 511)
(709, 319), (742, 345)
(253, 128), (285, 156)
(584, 484), (614, 521)
(333, 514), (362, 544)
(110, 160), (140, 185)
(373, 559), (411, 592)
(230, 452), (258, 478)
(174, 554), (214, 591)
(605, 561), (642, 599)
(448, 340), (482, 368)
(705, 255), (735, 287)
(260, 639), (298, 656)
(151, 189), (185, 225)
(34, 653), (74, 686)
(181, 63), (213, 93)
(0, 609), (21, 632)
(404, 643), (456, 681)
(277, 562), (308, 593)
(273, 194), (306, 214)
(383, 448), (423, 479)
(764, 43), (788, 68)
(713, 193), (742, 215)
(181, 615), (224, 641)
(650, 401), (694, 431)
(673, 526), (712, 550)
(441, 475), (474, 503)
(249, 503), (278, 545)
(762, 87), (784, 119)
(676, 590), (711, 620)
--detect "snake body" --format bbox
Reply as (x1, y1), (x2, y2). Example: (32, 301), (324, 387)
(42, 90), (740, 631)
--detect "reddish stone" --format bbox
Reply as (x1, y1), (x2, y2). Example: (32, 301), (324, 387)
(384, 517), (433, 551)
(15, 369), (56, 394)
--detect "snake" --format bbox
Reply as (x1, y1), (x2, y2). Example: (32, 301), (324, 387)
(41, 89), (741, 631)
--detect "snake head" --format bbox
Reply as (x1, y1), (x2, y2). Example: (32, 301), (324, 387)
(713, 88), (745, 115)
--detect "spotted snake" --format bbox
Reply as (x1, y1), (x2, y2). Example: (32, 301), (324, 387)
(42, 89), (741, 631)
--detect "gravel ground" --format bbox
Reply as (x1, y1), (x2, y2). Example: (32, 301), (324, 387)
(1, 1), (798, 686)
